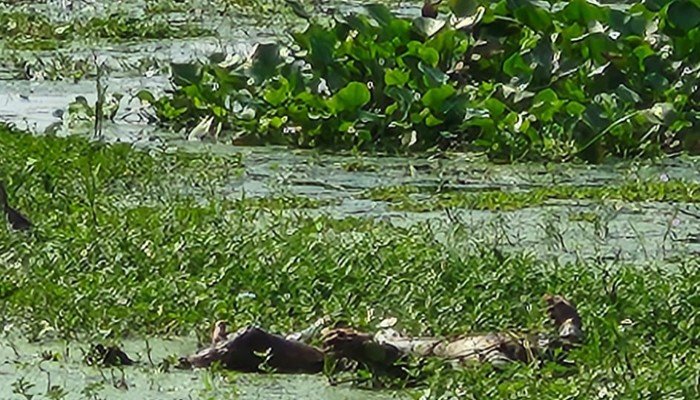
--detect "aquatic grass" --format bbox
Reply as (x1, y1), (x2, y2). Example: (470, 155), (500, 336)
(363, 180), (700, 212)
(1, 123), (699, 398)
(0, 11), (213, 50)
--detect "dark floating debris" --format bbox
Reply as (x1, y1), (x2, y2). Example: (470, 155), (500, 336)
(0, 181), (32, 231)
(421, 0), (441, 18)
(85, 344), (136, 367)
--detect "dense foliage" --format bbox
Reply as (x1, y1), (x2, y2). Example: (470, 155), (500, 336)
(146, 0), (700, 162)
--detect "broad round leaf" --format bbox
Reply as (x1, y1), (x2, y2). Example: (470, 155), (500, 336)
(331, 82), (372, 113)
(384, 69), (410, 87)
(666, 0), (700, 33)
(421, 85), (456, 110)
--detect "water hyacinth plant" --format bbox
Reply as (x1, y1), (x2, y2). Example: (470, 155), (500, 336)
(144, 0), (700, 162)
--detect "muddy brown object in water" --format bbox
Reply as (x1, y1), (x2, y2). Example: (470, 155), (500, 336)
(183, 326), (325, 373)
(85, 344), (136, 367)
(0, 181), (32, 231)
(323, 294), (583, 369)
(211, 320), (228, 346)
(183, 295), (582, 375)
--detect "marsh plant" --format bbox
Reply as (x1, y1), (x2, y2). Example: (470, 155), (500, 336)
(1, 122), (699, 398)
(144, 0), (700, 162)
(0, 9), (212, 50)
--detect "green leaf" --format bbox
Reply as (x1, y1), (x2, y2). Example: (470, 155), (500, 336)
(249, 43), (283, 83)
(384, 69), (410, 86)
(171, 62), (202, 86)
(502, 53), (532, 78)
(330, 82), (371, 113)
(263, 77), (290, 107)
(565, 101), (586, 117)
(425, 112), (445, 127)
(508, 0), (554, 33)
(421, 85), (456, 111)
(530, 89), (561, 122)
(418, 62), (449, 86)
(615, 85), (642, 105)
(365, 4), (394, 27)
(134, 90), (155, 103)
(666, 0), (700, 33)
(447, 0), (478, 17)
(412, 18), (446, 38)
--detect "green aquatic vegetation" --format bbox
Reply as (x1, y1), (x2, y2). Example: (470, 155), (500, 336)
(1, 123), (700, 397)
(145, 0), (700, 162)
(238, 194), (339, 209)
(341, 160), (380, 172)
(568, 210), (602, 224)
(0, 11), (212, 50)
(363, 179), (700, 211)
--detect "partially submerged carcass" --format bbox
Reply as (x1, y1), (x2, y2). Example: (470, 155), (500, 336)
(179, 295), (583, 376)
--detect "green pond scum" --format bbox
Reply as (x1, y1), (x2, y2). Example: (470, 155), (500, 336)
(363, 179), (700, 212)
(0, 10), (212, 50)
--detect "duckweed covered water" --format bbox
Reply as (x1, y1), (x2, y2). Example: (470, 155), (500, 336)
(0, 337), (403, 399)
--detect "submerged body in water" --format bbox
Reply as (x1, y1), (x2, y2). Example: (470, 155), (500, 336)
(178, 295), (582, 377)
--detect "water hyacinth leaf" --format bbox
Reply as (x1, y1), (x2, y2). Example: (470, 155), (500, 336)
(171, 62), (202, 86)
(412, 17), (446, 38)
(269, 116), (286, 129)
(330, 82), (371, 113)
(566, 101), (587, 117)
(615, 84), (642, 104)
(448, 0), (478, 17)
(508, 0), (554, 33)
(264, 77), (291, 107)
(356, 129), (372, 143)
(386, 86), (413, 119)
(425, 112), (445, 127)
(646, 0), (674, 11)
(645, 72), (670, 91)
(384, 68), (410, 86)
(357, 110), (385, 123)
(296, 24), (336, 67)
(365, 4), (394, 27)
(134, 90), (155, 103)
(406, 41), (440, 67)
(666, 0), (700, 33)
(421, 85), (456, 110)
(418, 62), (449, 85)
(502, 52), (532, 78)
(484, 98), (506, 118)
(530, 88), (561, 122)
(562, 0), (607, 25)
(645, 102), (675, 124)
(249, 43), (283, 83)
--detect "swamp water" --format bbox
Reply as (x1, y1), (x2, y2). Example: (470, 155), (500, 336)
(0, 337), (402, 399)
(1, 0), (700, 398)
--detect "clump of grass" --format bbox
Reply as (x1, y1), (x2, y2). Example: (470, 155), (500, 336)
(0, 11), (212, 50)
(1, 123), (699, 398)
(363, 181), (700, 212)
